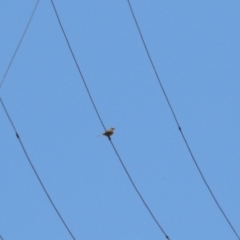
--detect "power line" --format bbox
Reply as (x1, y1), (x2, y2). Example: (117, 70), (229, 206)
(50, 1), (106, 132)
(0, 0), (40, 90)
(0, 1), (76, 238)
(0, 97), (76, 240)
(126, 1), (240, 239)
(50, 1), (170, 239)
(109, 140), (170, 239)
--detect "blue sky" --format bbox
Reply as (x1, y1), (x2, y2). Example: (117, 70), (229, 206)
(1, 1), (240, 239)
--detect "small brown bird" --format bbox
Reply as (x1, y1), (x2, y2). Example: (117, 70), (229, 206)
(98, 128), (115, 139)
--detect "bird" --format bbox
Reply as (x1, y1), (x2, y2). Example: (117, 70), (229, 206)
(98, 128), (115, 139)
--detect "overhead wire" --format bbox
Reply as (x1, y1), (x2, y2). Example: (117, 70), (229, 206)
(0, 235), (4, 240)
(50, 1), (170, 239)
(0, 1), (76, 239)
(0, 0), (40, 89)
(126, 1), (240, 239)
(0, 98), (76, 240)
(50, 1), (106, 131)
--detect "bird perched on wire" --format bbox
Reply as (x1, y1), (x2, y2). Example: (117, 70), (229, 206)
(98, 128), (115, 140)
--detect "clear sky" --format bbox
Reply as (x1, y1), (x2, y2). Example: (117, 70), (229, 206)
(1, 1), (240, 239)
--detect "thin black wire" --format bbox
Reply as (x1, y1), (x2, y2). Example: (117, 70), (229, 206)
(126, 1), (240, 239)
(0, 1), (75, 238)
(50, 0), (106, 132)
(50, 1), (170, 239)
(109, 139), (170, 239)
(0, 122), (76, 234)
(0, 0), (40, 90)
(0, 98), (76, 240)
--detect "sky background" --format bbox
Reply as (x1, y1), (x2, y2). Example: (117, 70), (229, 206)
(0, 1), (240, 239)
